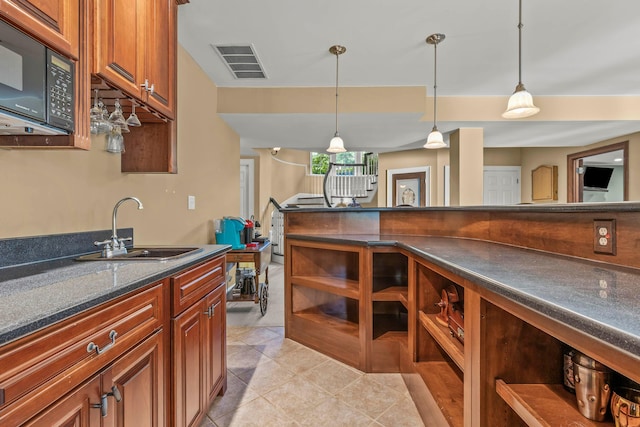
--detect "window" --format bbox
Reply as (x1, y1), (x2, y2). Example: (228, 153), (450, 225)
(310, 151), (365, 175)
(310, 152), (330, 175)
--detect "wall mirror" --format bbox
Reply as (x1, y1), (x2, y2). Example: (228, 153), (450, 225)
(567, 142), (628, 203)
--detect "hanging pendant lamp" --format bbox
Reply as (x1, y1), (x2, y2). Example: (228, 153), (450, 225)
(503, 0), (539, 119)
(424, 33), (446, 149)
(327, 45), (347, 153)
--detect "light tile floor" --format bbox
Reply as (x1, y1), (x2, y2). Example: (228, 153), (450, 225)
(199, 263), (425, 427)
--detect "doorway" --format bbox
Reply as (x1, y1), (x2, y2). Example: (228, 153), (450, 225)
(240, 159), (254, 219)
(567, 142), (628, 203)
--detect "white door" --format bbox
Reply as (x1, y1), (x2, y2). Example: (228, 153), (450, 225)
(239, 159), (254, 219)
(483, 166), (521, 205)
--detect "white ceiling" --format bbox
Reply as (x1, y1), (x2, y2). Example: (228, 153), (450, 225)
(177, 0), (640, 155)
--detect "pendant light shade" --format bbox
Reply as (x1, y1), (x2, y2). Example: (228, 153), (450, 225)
(327, 134), (346, 153)
(424, 33), (446, 149)
(327, 45), (347, 153)
(425, 127), (446, 149)
(503, 0), (539, 119)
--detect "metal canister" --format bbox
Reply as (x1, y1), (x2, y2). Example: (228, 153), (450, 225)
(563, 347), (576, 393)
(611, 387), (640, 427)
(572, 351), (612, 421)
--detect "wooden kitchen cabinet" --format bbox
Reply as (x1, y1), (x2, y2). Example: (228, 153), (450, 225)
(171, 256), (227, 427)
(0, 0), (80, 58)
(101, 329), (165, 426)
(286, 239), (364, 369)
(0, 282), (166, 426)
(26, 330), (165, 426)
(93, 0), (175, 120)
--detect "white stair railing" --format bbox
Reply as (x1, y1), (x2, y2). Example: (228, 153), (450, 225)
(323, 153), (378, 207)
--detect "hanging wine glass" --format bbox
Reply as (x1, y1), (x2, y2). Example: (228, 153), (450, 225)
(106, 125), (124, 153)
(125, 101), (142, 127)
(96, 98), (112, 134)
(90, 90), (111, 134)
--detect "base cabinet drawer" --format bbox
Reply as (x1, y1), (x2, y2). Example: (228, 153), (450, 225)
(171, 257), (225, 316)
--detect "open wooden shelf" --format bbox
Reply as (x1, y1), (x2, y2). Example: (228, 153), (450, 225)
(373, 286), (408, 308)
(290, 275), (359, 299)
(495, 380), (612, 427)
(375, 330), (407, 342)
(419, 310), (464, 371)
(415, 361), (464, 427)
(292, 311), (359, 338)
(373, 311), (408, 340)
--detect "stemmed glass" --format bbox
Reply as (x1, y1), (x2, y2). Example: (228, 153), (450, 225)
(108, 99), (129, 133)
(126, 101), (142, 127)
(106, 125), (125, 153)
(89, 90), (111, 134)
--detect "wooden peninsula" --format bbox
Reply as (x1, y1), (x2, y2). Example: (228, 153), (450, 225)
(283, 205), (640, 427)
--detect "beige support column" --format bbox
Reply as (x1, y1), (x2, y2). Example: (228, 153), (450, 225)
(449, 128), (484, 206)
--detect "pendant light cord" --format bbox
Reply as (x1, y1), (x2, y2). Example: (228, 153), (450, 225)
(433, 41), (438, 129)
(517, 0), (523, 86)
(335, 51), (340, 135)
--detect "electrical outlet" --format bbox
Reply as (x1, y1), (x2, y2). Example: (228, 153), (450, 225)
(593, 219), (616, 255)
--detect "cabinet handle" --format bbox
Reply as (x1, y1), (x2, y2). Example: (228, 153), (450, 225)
(87, 330), (118, 355)
(92, 385), (122, 417)
(203, 305), (215, 318)
(141, 79), (155, 94)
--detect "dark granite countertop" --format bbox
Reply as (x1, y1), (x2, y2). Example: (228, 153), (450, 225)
(0, 244), (230, 346)
(287, 233), (640, 360)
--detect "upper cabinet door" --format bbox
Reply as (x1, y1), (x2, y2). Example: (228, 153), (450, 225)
(93, 0), (146, 103)
(94, 0), (175, 120)
(0, 0), (79, 58)
(144, 0), (175, 120)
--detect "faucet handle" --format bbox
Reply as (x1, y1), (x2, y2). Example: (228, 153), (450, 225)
(117, 237), (132, 249)
(94, 239), (112, 248)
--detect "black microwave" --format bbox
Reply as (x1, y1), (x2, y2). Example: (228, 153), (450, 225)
(0, 20), (74, 135)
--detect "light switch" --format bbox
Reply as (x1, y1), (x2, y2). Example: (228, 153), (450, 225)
(188, 195), (196, 210)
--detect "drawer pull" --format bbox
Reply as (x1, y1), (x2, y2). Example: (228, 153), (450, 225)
(92, 385), (122, 417)
(87, 330), (118, 355)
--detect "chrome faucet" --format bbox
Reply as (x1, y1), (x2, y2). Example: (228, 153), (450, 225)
(94, 197), (144, 258)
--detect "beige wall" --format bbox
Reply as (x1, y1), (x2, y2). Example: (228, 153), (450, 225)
(0, 46), (240, 244)
(378, 149), (441, 207)
(521, 132), (640, 203)
(484, 148), (522, 166)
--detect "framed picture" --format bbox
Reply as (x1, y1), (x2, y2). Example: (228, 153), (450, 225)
(391, 172), (426, 207)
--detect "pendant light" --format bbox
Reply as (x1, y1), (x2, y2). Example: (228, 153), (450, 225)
(327, 45), (347, 153)
(502, 0), (539, 119)
(424, 33), (446, 149)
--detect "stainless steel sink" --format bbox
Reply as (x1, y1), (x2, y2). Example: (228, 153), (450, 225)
(76, 247), (203, 261)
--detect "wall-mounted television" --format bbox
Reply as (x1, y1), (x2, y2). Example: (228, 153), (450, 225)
(583, 166), (614, 191)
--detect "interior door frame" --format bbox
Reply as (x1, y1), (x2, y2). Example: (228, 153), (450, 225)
(240, 159), (255, 218)
(567, 141), (628, 203)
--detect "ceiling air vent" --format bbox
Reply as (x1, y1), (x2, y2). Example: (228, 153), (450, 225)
(212, 44), (267, 79)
